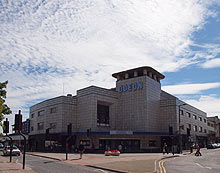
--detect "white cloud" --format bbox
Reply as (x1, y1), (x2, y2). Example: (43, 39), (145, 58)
(0, 0), (220, 133)
(185, 95), (220, 117)
(162, 82), (220, 95)
(201, 58), (220, 68)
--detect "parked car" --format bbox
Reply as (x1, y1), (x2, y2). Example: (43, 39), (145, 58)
(104, 150), (120, 156)
(0, 143), (4, 150)
(3, 146), (20, 156)
(207, 144), (215, 149)
(212, 143), (218, 148)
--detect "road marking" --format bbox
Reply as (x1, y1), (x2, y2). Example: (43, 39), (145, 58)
(162, 160), (166, 173)
(196, 163), (204, 168)
(159, 160), (162, 173)
(96, 169), (108, 173)
(158, 160), (166, 173)
(196, 163), (212, 170)
(205, 167), (212, 169)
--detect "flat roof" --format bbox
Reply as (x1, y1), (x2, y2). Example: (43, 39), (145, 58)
(112, 66), (165, 79)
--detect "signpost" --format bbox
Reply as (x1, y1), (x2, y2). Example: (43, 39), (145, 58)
(66, 123), (72, 160)
(15, 110), (26, 169)
(3, 118), (13, 162)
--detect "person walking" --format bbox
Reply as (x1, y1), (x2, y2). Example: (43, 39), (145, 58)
(190, 144), (193, 154)
(195, 144), (202, 156)
(78, 141), (85, 159)
(163, 143), (168, 155)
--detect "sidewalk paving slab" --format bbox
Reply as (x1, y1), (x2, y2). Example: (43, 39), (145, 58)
(0, 155), (35, 173)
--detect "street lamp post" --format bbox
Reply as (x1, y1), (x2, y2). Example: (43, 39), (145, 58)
(178, 103), (187, 154)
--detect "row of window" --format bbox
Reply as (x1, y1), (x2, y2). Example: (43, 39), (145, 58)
(30, 107), (57, 118)
(31, 122), (57, 131)
(180, 110), (206, 123)
(207, 122), (215, 128)
(186, 123), (207, 133)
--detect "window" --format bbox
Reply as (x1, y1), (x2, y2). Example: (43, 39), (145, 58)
(97, 104), (110, 127)
(31, 113), (34, 118)
(193, 115), (197, 120)
(208, 122), (210, 126)
(204, 119), (207, 123)
(37, 122), (44, 130)
(193, 125), (197, 132)
(149, 140), (156, 147)
(199, 117), (202, 121)
(31, 126), (34, 131)
(186, 112), (191, 118)
(49, 123), (56, 129)
(204, 129), (207, 133)
(199, 126), (202, 132)
(188, 124), (191, 130)
(38, 110), (45, 117)
(180, 110), (184, 115)
(50, 107), (56, 113)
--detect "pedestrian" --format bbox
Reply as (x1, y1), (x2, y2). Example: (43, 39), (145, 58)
(163, 143), (168, 155)
(78, 141), (85, 159)
(195, 144), (202, 156)
(190, 144), (193, 154)
(118, 144), (122, 152)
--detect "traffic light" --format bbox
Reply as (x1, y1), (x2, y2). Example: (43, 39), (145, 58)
(3, 118), (9, 134)
(67, 123), (72, 136)
(14, 111), (22, 131)
(169, 126), (173, 135)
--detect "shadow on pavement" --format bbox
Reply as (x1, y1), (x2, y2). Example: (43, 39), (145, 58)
(71, 158), (81, 160)
(87, 165), (127, 173)
(44, 160), (62, 164)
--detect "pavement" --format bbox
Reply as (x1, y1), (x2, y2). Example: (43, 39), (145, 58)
(26, 151), (189, 173)
(0, 154), (35, 173)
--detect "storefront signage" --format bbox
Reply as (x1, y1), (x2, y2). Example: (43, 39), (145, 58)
(118, 82), (143, 92)
(26, 119), (30, 133)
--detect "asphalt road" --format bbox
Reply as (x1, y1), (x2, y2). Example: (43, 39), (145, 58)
(0, 152), (111, 173)
(165, 148), (220, 173)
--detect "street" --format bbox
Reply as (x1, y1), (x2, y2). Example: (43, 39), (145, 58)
(2, 149), (220, 173)
(0, 151), (112, 173)
(165, 148), (220, 173)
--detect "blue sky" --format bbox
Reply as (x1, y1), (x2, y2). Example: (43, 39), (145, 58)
(0, 0), (220, 132)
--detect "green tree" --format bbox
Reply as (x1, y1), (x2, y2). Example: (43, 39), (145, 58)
(0, 81), (12, 130)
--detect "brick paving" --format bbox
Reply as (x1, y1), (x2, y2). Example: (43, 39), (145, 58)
(0, 155), (34, 173)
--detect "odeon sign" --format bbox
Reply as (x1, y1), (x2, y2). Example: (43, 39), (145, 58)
(118, 82), (143, 92)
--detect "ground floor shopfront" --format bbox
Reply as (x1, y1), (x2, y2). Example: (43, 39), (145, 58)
(29, 132), (166, 152)
(29, 132), (208, 153)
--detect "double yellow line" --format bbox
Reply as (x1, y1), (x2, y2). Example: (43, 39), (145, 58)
(158, 160), (166, 173)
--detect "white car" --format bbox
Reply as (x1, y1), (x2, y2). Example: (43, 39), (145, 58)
(3, 146), (21, 156)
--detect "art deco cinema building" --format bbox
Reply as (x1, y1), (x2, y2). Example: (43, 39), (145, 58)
(29, 66), (210, 152)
